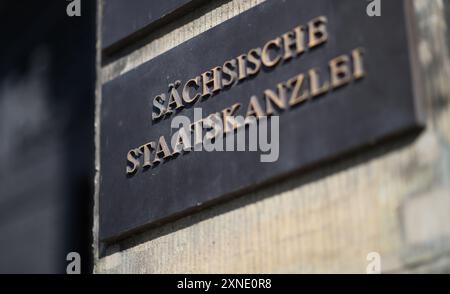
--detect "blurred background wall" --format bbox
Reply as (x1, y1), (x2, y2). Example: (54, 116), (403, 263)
(0, 1), (95, 273)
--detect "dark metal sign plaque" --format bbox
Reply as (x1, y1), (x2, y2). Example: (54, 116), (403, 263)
(102, 0), (204, 50)
(100, 0), (423, 242)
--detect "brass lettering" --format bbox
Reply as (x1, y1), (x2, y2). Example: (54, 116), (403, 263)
(172, 128), (192, 155)
(139, 142), (155, 168)
(247, 48), (262, 76)
(288, 74), (309, 106)
(283, 26), (305, 61)
(308, 16), (328, 49)
(201, 66), (222, 98)
(330, 54), (352, 89)
(190, 119), (204, 147)
(246, 96), (266, 119)
(309, 68), (329, 97)
(166, 81), (184, 113)
(222, 103), (242, 133)
(352, 48), (365, 79)
(203, 113), (222, 141)
(222, 59), (238, 87)
(262, 37), (282, 68)
(265, 83), (287, 115)
(182, 77), (201, 104)
(126, 149), (141, 175)
(153, 136), (172, 164)
(152, 94), (166, 120)
(294, 26), (306, 55)
(129, 14), (369, 176)
(237, 54), (248, 81)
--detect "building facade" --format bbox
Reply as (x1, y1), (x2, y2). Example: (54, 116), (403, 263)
(94, 0), (450, 274)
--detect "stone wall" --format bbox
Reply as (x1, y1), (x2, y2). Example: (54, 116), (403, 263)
(94, 0), (450, 273)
